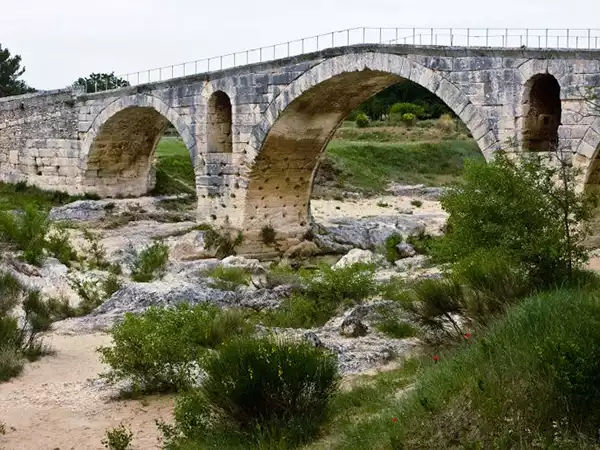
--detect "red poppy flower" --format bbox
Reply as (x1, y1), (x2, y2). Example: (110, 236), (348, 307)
(464, 333), (472, 339)
(433, 355), (440, 363)
(392, 417), (398, 423)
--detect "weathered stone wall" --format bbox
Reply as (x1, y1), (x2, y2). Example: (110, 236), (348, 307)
(1, 44), (600, 252)
(0, 89), (81, 191)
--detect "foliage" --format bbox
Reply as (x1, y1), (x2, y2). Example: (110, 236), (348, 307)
(375, 316), (417, 339)
(207, 266), (251, 291)
(166, 337), (339, 448)
(401, 113), (416, 126)
(0, 205), (49, 265)
(73, 72), (130, 93)
(355, 112), (370, 128)
(436, 113), (456, 132)
(0, 43), (35, 97)
(410, 199), (423, 208)
(435, 152), (598, 287)
(81, 229), (109, 270)
(383, 233), (404, 263)
(198, 224), (244, 259)
(68, 275), (105, 315)
(98, 304), (252, 393)
(406, 231), (437, 255)
(0, 273), (52, 381)
(260, 224), (276, 245)
(0, 181), (91, 212)
(264, 263), (377, 328)
(45, 227), (78, 266)
(389, 102), (427, 119)
(130, 241), (169, 282)
(102, 425), (133, 450)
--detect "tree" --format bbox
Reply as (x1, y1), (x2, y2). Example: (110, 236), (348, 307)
(0, 44), (35, 97)
(73, 72), (130, 93)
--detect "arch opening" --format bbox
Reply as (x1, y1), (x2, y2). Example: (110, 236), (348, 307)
(522, 74), (562, 152)
(207, 91), (233, 153)
(84, 106), (194, 198)
(242, 68), (485, 247)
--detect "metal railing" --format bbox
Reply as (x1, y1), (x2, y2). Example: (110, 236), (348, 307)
(90, 27), (600, 92)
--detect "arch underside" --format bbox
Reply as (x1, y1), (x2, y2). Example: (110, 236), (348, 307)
(243, 70), (401, 235)
(84, 107), (170, 197)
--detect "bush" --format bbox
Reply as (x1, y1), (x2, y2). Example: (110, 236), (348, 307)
(388, 102), (426, 119)
(406, 231), (437, 255)
(436, 113), (455, 132)
(383, 288), (600, 449)
(410, 199), (423, 208)
(355, 112), (370, 128)
(0, 205), (49, 265)
(102, 425), (133, 450)
(435, 153), (598, 287)
(207, 266), (250, 291)
(264, 263), (377, 328)
(81, 230), (109, 270)
(260, 224), (276, 245)
(375, 317), (417, 339)
(0, 272), (52, 381)
(45, 227), (77, 266)
(401, 113), (417, 126)
(199, 224), (244, 258)
(383, 233), (404, 263)
(130, 241), (169, 282)
(98, 304), (252, 393)
(168, 337), (339, 448)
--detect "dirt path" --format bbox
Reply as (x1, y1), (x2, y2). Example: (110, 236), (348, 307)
(0, 332), (174, 450)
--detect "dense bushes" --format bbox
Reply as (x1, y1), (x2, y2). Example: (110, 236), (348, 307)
(0, 273), (55, 381)
(98, 304), (252, 393)
(265, 263), (377, 328)
(434, 153), (597, 287)
(164, 337), (339, 448)
(130, 241), (169, 282)
(355, 112), (370, 128)
(206, 266), (250, 291)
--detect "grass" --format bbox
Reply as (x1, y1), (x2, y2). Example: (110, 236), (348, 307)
(304, 286), (600, 449)
(153, 137), (196, 196)
(322, 139), (482, 194)
(0, 181), (94, 212)
(206, 266), (251, 291)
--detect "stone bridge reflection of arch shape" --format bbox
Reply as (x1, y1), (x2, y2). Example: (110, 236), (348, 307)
(1, 44), (600, 252)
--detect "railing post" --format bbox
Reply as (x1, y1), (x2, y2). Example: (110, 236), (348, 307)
(486, 28), (489, 46)
(467, 28), (470, 46)
(431, 28), (434, 45)
(363, 27), (366, 43)
(566, 29), (570, 47)
(159, 67), (162, 80)
(505, 29), (508, 47)
(347, 29), (350, 46)
(545, 29), (549, 47)
(450, 28), (453, 46)
(208, 59), (210, 72)
(332, 31), (334, 47)
(137, 72), (140, 85)
(287, 41), (290, 56)
(260, 47), (263, 62)
(412, 27), (416, 44)
(273, 45), (276, 59)
(246, 50), (249, 64)
(147, 70), (151, 82)
(588, 29), (592, 49)
(302, 38), (305, 53)
(171, 65), (174, 78)
(234, 53), (237, 66)
(525, 29), (529, 47)
(380, 27), (383, 43)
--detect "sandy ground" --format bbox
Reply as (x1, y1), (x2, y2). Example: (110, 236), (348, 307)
(0, 332), (174, 450)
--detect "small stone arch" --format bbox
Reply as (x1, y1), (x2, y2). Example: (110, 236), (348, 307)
(81, 94), (195, 197)
(521, 73), (562, 151)
(207, 91), (233, 153)
(237, 52), (497, 238)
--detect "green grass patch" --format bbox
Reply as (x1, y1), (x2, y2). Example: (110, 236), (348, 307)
(0, 181), (94, 212)
(153, 138), (196, 196)
(323, 139), (482, 193)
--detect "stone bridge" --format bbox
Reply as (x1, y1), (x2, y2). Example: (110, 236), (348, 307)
(1, 44), (600, 252)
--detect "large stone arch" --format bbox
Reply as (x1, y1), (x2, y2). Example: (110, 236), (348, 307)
(80, 94), (195, 197)
(239, 52), (498, 243)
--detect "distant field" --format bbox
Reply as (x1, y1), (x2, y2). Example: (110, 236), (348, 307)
(153, 137), (196, 196)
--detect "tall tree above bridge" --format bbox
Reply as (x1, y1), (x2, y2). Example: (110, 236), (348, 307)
(0, 44), (35, 98)
(73, 72), (130, 93)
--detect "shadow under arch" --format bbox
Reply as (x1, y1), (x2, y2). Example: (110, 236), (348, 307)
(240, 52), (498, 241)
(521, 73), (562, 152)
(81, 95), (195, 198)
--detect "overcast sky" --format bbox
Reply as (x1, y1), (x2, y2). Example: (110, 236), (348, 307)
(2, 0), (599, 90)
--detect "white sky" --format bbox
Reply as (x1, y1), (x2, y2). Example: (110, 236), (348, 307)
(1, 0), (598, 90)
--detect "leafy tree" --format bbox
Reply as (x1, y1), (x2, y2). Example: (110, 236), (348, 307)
(435, 151), (598, 287)
(0, 44), (35, 97)
(73, 72), (130, 93)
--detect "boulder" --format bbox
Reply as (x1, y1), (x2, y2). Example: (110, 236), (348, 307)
(285, 241), (321, 258)
(303, 332), (324, 348)
(333, 249), (380, 269)
(167, 230), (216, 261)
(396, 242), (416, 258)
(50, 200), (108, 222)
(340, 317), (368, 337)
(220, 255), (264, 274)
(395, 255), (428, 272)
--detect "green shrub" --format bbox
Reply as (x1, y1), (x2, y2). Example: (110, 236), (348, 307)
(410, 199), (423, 208)
(45, 227), (77, 266)
(264, 263), (377, 328)
(168, 337), (339, 448)
(383, 233), (403, 263)
(98, 304), (252, 393)
(207, 266), (250, 291)
(435, 153), (598, 287)
(355, 112), (370, 128)
(82, 230), (110, 270)
(401, 113), (416, 126)
(382, 288), (600, 449)
(260, 224), (276, 245)
(68, 275), (105, 315)
(406, 231), (436, 255)
(375, 318), (417, 339)
(0, 205), (49, 265)
(198, 224), (244, 258)
(0, 273), (52, 381)
(102, 424), (133, 450)
(102, 274), (122, 298)
(130, 241), (169, 282)
(388, 102), (426, 119)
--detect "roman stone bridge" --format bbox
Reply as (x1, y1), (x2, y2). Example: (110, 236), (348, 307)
(1, 43), (600, 252)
